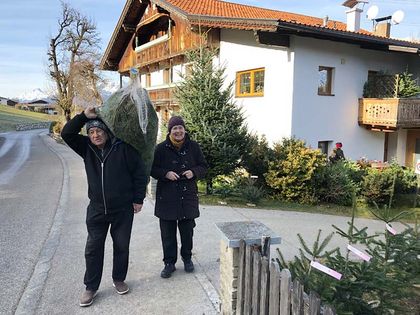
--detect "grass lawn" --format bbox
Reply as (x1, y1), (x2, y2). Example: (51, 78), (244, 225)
(198, 182), (420, 222)
(0, 105), (54, 132)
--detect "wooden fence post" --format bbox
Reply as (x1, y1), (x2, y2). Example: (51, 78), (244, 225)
(308, 291), (320, 315)
(268, 261), (281, 315)
(252, 249), (262, 314)
(244, 245), (254, 315)
(323, 305), (336, 315)
(260, 257), (270, 315)
(237, 240), (246, 315)
(279, 269), (291, 315)
(291, 279), (304, 315)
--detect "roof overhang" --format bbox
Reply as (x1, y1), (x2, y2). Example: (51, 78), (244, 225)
(276, 21), (420, 54)
(100, 0), (420, 72)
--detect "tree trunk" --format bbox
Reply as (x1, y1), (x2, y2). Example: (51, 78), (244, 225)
(65, 109), (71, 122)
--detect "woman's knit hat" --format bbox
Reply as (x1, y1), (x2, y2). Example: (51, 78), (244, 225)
(168, 116), (185, 132)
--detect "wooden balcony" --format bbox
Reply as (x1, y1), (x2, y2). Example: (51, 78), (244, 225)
(358, 98), (420, 130)
(147, 86), (177, 107)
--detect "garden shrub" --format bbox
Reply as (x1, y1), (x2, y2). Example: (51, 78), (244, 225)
(51, 120), (63, 134)
(265, 138), (326, 203)
(212, 168), (248, 198)
(242, 134), (273, 187)
(362, 163), (417, 207)
(240, 177), (265, 204)
(313, 160), (359, 206)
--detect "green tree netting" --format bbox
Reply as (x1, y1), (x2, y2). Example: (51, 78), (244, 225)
(99, 75), (158, 176)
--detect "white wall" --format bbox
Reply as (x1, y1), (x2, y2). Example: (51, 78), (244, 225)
(150, 69), (164, 86)
(291, 36), (409, 161)
(219, 29), (295, 143)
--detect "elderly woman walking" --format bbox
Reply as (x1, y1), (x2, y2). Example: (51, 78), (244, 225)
(151, 116), (208, 278)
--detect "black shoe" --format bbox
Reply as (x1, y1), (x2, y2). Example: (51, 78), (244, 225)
(183, 259), (194, 273)
(160, 263), (176, 278)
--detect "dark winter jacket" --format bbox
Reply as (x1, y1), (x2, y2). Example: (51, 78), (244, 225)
(61, 112), (147, 214)
(151, 134), (207, 220)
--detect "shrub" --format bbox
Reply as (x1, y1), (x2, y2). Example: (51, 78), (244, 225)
(313, 160), (359, 206)
(51, 120), (63, 134)
(212, 168), (248, 198)
(240, 177), (265, 204)
(265, 138), (326, 203)
(242, 134), (273, 187)
(361, 163), (417, 207)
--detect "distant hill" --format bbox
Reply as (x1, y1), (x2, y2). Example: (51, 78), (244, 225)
(12, 80), (120, 103)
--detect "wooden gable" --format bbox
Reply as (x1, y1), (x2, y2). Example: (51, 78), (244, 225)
(117, 0), (219, 75)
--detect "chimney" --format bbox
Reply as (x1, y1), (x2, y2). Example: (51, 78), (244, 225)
(346, 7), (362, 32)
(323, 16), (329, 27)
(374, 22), (391, 38)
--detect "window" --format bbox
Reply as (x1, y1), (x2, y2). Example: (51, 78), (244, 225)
(318, 66), (334, 95)
(236, 68), (265, 97)
(145, 73), (151, 87)
(318, 141), (332, 155)
(163, 68), (172, 84)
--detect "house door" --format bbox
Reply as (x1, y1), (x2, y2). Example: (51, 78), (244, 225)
(405, 130), (420, 168)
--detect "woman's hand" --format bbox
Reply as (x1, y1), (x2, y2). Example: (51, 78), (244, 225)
(165, 171), (180, 181)
(182, 170), (194, 179)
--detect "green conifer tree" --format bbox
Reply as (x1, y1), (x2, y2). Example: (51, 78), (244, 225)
(175, 46), (248, 194)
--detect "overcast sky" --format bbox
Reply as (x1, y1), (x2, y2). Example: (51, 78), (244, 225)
(1, 0), (419, 98)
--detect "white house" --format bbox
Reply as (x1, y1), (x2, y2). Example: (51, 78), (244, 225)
(101, 0), (420, 167)
(0, 97), (17, 106)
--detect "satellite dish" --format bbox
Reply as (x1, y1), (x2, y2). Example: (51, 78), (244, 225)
(391, 10), (404, 24)
(366, 5), (379, 20)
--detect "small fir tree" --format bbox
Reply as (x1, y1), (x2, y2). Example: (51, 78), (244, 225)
(175, 46), (248, 194)
(397, 69), (420, 98)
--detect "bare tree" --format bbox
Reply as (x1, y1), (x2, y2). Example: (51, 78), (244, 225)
(47, 1), (101, 121)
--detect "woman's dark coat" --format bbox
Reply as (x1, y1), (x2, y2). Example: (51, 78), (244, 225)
(151, 134), (207, 220)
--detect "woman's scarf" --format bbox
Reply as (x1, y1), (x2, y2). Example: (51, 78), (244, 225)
(169, 134), (185, 150)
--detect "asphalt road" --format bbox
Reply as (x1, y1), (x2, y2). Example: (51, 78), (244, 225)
(0, 129), (409, 315)
(0, 130), (63, 314)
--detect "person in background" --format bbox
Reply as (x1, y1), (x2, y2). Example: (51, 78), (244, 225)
(61, 105), (147, 307)
(329, 142), (345, 163)
(151, 116), (208, 278)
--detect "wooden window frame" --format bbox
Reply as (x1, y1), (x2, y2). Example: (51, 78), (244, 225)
(236, 68), (265, 97)
(318, 66), (334, 96)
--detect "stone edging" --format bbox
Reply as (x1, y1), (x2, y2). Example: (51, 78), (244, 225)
(16, 122), (51, 131)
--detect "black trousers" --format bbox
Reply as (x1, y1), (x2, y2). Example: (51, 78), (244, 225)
(84, 208), (134, 291)
(159, 218), (195, 264)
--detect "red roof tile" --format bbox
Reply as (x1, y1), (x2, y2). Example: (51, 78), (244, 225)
(163, 0), (370, 35)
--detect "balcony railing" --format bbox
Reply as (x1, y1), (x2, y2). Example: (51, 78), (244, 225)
(358, 98), (420, 129)
(147, 86), (177, 106)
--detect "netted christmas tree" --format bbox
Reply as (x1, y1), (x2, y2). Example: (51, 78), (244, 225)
(175, 46), (249, 194)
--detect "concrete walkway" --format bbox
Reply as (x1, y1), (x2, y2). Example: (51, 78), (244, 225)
(32, 133), (408, 314)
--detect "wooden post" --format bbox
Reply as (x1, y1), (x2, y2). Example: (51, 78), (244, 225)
(259, 257), (270, 315)
(308, 291), (320, 315)
(252, 249), (262, 314)
(261, 235), (271, 259)
(268, 261), (281, 315)
(291, 279), (304, 315)
(279, 269), (291, 315)
(323, 305), (336, 315)
(237, 240), (246, 315)
(244, 245), (254, 315)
